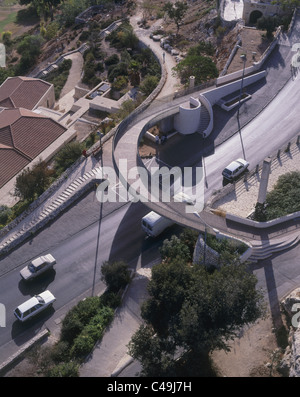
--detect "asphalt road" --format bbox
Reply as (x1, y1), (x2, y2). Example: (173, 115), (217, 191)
(0, 190), (184, 362)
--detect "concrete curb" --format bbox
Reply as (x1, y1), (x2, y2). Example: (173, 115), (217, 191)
(0, 328), (49, 376)
(110, 354), (134, 377)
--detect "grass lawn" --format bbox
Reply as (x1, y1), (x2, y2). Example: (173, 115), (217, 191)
(0, 9), (17, 33)
(0, 4), (39, 37)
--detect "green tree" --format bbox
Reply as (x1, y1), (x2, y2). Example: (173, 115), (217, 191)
(58, 0), (88, 27)
(0, 205), (12, 227)
(101, 261), (131, 292)
(54, 141), (84, 175)
(0, 67), (14, 85)
(19, 0), (61, 20)
(256, 15), (280, 39)
(163, 1), (188, 34)
(14, 160), (54, 201)
(276, 0), (300, 10)
(139, 74), (158, 95)
(17, 35), (43, 57)
(159, 235), (191, 263)
(173, 52), (218, 86)
(2, 31), (12, 46)
(129, 259), (265, 376)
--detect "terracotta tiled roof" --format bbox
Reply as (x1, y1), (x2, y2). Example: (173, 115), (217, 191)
(0, 108), (67, 189)
(0, 77), (52, 110)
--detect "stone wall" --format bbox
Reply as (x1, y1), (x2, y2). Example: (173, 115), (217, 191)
(193, 234), (220, 268)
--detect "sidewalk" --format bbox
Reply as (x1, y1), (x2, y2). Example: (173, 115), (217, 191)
(80, 266), (153, 377)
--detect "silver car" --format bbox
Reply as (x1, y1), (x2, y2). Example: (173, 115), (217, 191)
(222, 158), (249, 181)
(20, 254), (56, 281)
(14, 290), (56, 322)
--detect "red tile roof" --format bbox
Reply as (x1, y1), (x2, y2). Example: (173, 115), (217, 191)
(0, 77), (52, 110)
(0, 108), (67, 189)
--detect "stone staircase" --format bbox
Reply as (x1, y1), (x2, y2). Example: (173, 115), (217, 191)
(248, 233), (300, 262)
(197, 105), (210, 136)
(0, 166), (102, 253)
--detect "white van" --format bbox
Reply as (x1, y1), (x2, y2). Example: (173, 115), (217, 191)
(142, 211), (174, 238)
(14, 290), (56, 322)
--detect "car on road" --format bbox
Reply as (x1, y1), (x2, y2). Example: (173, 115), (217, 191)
(14, 290), (56, 322)
(222, 158), (249, 181)
(20, 254), (56, 281)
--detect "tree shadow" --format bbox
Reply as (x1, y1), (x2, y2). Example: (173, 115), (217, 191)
(15, 7), (40, 27)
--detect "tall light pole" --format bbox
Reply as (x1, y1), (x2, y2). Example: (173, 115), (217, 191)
(237, 51), (247, 160)
(237, 53), (247, 135)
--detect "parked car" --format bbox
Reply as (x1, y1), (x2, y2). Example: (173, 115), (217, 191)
(222, 158), (249, 181)
(20, 254), (56, 281)
(14, 290), (56, 322)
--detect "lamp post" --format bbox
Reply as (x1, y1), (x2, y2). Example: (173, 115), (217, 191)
(237, 53), (247, 136)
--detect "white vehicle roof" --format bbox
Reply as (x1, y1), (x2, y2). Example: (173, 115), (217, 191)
(31, 254), (55, 268)
(17, 290), (55, 313)
(225, 158), (248, 172)
(142, 211), (163, 224)
(17, 296), (40, 313)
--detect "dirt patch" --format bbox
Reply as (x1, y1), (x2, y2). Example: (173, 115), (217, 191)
(139, 138), (157, 158)
(226, 26), (272, 74)
(212, 315), (284, 377)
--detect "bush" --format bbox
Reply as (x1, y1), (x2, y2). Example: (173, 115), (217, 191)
(112, 75), (128, 91)
(104, 54), (119, 66)
(2, 31), (12, 46)
(160, 235), (191, 263)
(69, 305), (114, 359)
(50, 341), (71, 363)
(9, 200), (31, 220)
(79, 30), (90, 41)
(107, 62), (128, 83)
(139, 75), (159, 96)
(70, 334), (95, 359)
(99, 291), (121, 309)
(14, 161), (55, 202)
(45, 59), (72, 99)
(47, 362), (79, 377)
(101, 261), (131, 292)
(60, 313), (84, 344)
(54, 141), (84, 175)
(0, 205), (12, 226)
(262, 171), (300, 220)
(206, 234), (247, 262)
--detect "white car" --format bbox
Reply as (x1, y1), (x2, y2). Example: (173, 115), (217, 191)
(222, 158), (249, 181)
(20, 254), (56, 281)
(14, 290), (56, 322)
(173, 191), (195, 205)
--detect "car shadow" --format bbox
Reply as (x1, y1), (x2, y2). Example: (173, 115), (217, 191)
(11, 306), (55, 343)
(18, 269), (56, 296)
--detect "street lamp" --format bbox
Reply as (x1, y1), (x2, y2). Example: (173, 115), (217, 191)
(237, 53), (247, 135)
(235, 49), (247, 161)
